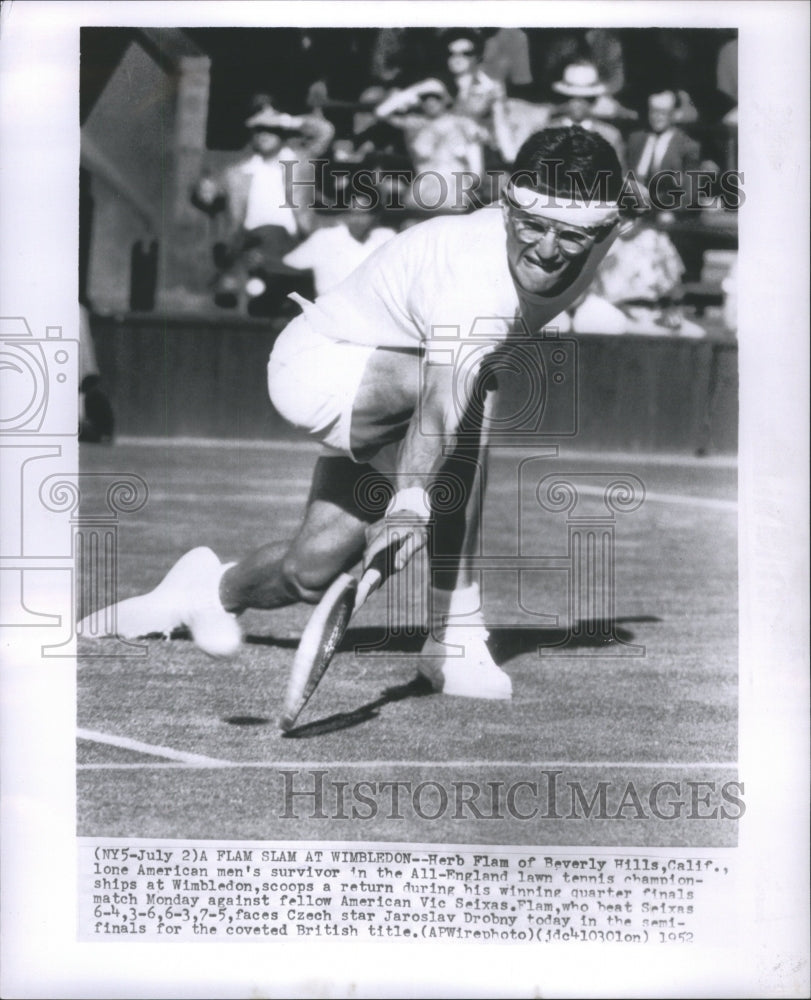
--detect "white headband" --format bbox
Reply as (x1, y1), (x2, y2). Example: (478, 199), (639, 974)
(507, 182), (620, 227)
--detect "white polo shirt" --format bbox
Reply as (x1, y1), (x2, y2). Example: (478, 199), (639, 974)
(292, 205), (615, 349)
(242, 150), (299, 234)
(268, 206), (617, 460)
(290, 207), (519, 349)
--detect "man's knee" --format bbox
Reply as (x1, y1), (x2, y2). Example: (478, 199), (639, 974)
(280, 551), (331, 604)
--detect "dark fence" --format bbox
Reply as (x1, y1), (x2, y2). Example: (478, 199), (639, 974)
(91, 312), (737, 454)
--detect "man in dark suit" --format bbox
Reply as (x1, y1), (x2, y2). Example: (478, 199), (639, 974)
(628, 90), (701, 211)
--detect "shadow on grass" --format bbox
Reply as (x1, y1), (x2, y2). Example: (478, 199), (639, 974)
(259, 616), (661, 739)
(244, 634), (299, 649)
(221, 677), (434, 738)
(245, 616), (661, 662)
(280, 676), (434, 738)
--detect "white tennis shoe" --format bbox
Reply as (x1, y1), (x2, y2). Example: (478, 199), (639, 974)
(418, 628), (512, 700)
(78, 546), (241, 658)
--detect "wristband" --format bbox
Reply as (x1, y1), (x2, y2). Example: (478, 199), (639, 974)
(386, 487), (432, 519)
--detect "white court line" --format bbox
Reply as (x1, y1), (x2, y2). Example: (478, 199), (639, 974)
(626, 489), (736, 512)
(77, 728), (234, 767)
(115, 436), (737, 470)
(146, 492), (304, 504)
(116, 436), (320, 452)
(489, 480), (737, 513)
(557, 449), (737, 470)
(77, 758), (737, 772)
(147, 485), (733, 512)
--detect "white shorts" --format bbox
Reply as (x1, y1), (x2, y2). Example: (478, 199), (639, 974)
(267, 314), (377, 458)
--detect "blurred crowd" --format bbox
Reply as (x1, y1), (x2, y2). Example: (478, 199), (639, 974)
(192, 27), (738, 338)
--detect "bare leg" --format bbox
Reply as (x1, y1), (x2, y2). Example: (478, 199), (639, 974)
(430, 374), (494, 592)
(431, 448), (488, 591)
(219, 456), (376, 613)
(420, 373), (512, 697)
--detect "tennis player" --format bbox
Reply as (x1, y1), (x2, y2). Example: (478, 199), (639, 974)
(81, 127), (633, 700)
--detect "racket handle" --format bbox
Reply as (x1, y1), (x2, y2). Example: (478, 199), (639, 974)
(354, 567), (382, 612)
(355, 534), (407, 611)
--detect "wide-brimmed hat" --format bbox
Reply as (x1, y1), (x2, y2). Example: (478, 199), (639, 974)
(552, 63), (606, 98)
(358, 85), (389, 106)
(245, 105), (303, 131)
(418, 79), (452, 102)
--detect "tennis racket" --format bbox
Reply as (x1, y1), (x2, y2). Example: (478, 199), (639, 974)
(278, 540), (397, 732)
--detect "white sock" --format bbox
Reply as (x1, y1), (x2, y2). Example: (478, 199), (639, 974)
(429, 582), (488, 641)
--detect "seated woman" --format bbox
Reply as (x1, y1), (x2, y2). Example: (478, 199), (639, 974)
(572, 222), (706, 337)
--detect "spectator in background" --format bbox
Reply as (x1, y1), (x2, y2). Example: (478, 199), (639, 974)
(282, 197), (396, 295)
(443, 31), (504, 132)
(193, 100), (334, 312)
(374, 78), (488, 212)
(573, 221), (705, 337)
(548, 63), (626, 166)
(627, 90), (701, 211)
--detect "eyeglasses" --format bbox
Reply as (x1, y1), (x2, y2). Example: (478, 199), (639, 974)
(507, 207), (615, 258)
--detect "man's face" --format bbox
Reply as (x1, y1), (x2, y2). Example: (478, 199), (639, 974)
(251, 128), (284, 157)
(420, 95), (446, 119)
(447, 40), (478, 76)
(503, 200), (614, 294)
(566, 96), (596, 123)
(346, 207), (375, 241)
(648, 94), (676, 134)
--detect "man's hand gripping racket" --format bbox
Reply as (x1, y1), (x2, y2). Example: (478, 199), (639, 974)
(279, 501), (430, 732)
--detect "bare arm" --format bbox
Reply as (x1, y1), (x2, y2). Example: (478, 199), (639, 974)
(362, 357), (470, 576)
(374, 82), (425, 118)
(375, 78), (448, 121)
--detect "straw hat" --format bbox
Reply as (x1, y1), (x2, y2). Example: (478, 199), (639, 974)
(245, 105), (303, 131)
(552, 63), (607, 98)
